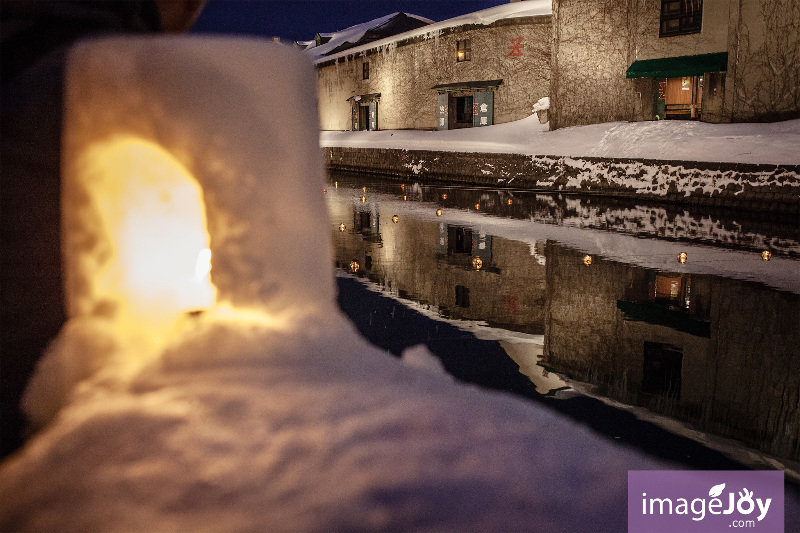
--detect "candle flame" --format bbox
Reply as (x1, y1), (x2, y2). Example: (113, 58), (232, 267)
(81, 137), (217, 326)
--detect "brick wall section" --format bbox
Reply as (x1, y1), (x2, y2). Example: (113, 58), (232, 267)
(323, 147), (800, 215)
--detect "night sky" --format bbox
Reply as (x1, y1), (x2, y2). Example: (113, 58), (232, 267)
(191, 0), (509, 43)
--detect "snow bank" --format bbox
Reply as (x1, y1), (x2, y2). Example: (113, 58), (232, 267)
(0, 35), (683, 532)
(321, 114), (800, 166)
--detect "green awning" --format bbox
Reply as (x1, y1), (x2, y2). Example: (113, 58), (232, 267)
(626, 52), (728, 79)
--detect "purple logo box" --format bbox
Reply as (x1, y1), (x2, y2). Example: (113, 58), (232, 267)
(629, 470), (784, 533)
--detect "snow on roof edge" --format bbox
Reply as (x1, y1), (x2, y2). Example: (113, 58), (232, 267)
(312, 1), (552, 64)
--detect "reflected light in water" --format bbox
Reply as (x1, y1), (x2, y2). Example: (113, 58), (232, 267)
(677, 252), (688, 264)
(360, 196), (366, 202)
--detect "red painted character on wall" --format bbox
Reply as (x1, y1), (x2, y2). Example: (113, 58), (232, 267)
(509, 37), (524, 57)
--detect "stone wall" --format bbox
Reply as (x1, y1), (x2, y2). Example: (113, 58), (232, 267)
(550, 0), (646, 129)
(727, 0), (800, 122)
(316, 16), (551, 131)
(324, 147), (800, 214)
(550, 0), (800, 128)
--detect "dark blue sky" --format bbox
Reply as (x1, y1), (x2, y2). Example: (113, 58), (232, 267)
(192, 0), (509, 43)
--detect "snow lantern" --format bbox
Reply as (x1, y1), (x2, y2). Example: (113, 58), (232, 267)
(61, 36), (331, 348)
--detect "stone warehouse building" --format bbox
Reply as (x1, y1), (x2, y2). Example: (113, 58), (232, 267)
(308, 0), (798, 132)
(551, 0), (800, 128)
(308, 2), (552, 131)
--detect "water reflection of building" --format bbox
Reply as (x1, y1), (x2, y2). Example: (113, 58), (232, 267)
(542, 242), (800, 462)
(329, 182), (799, 464)
(331, 196), (547, 334)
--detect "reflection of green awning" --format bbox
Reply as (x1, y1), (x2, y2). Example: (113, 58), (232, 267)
(626, 52), (728, 79)
(616, 300), (711, 338)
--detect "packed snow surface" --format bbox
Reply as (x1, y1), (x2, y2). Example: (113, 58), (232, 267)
(321, 114), (800, 166)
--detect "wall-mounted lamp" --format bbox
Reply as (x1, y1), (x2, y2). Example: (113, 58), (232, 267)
(677, 252), (687, 264)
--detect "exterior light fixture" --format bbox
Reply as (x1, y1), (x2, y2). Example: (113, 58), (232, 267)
(475, 203), (480, 210)
(323, 189), (327, 195)
(362, 186), (366, 192)
(507, 199), (513, 205)
(350, 260), (360, 273)
(401, 183), (405, 191)
(762, 250), (772, 261)
(339, 223), (346, 232)
(442, 193), (447, 200)
(472, 257), (483, 271)
(583, 255), (592, 266)
(677, 252), (687, 264)
(392, 215), (398, 223)
(436, 209), (443, 216)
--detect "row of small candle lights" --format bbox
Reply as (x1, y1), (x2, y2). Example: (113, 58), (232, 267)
(332, 184), (776, 267)
(581, 250), (773, 266)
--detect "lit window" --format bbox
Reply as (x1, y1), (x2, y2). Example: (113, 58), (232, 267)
(362, 62), (369, 80)
(660, 0), (702, 37)
(456, 39), (471, 62)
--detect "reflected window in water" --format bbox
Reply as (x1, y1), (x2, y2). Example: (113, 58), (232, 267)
(455, 285), (470, 308)
(642, 342), (683, 399)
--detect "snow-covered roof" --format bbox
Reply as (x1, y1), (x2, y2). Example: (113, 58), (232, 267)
(306, 11), (434, 61)
(313, 1), (553, 64)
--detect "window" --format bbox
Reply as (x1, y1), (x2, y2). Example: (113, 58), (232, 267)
(456, 39), (471, 62)
(362, 62), (369, 80)
(660, 0), (702, 37)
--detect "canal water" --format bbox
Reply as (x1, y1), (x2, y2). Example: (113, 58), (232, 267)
(325, 172), (800, 481)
